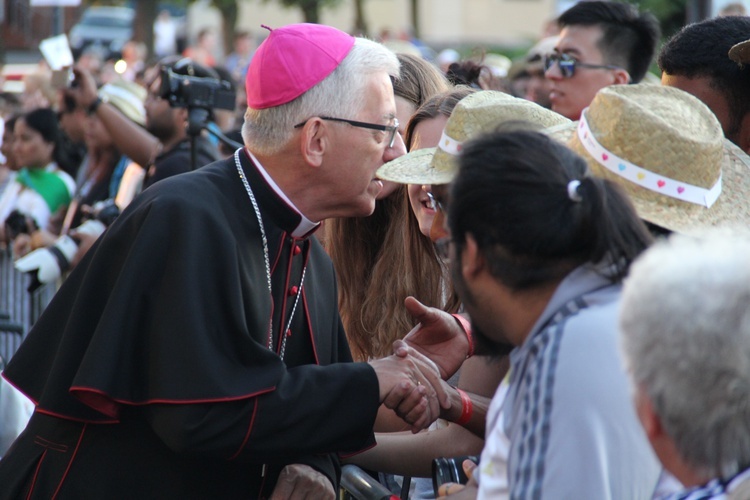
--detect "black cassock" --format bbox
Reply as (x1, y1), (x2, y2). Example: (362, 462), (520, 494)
(0, 149), (379, 499)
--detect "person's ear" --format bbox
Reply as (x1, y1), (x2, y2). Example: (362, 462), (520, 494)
(634, 384), (663, 441)
(299, 118), (326, 168)
(736, 112), (750, 155)
(461, 233), (486, 280)
(614, 68), (631, 85)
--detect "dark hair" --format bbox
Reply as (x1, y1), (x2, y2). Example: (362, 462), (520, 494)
(558, 1), (660, 83)
(445, 60), (486, 88)
(404, 86), (475, 150)
(658, 16), (750, 138)
(21, 108), (77, 175)
(449, 129), (652, 289)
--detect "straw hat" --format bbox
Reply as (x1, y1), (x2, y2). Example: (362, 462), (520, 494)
(729, 38), (750, 64)
(377, 90), (570, 185)
(547, 84), (750, 234)
(99, 79), (147, 126)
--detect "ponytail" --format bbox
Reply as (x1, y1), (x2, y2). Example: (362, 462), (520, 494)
(450, 129), (652, 290)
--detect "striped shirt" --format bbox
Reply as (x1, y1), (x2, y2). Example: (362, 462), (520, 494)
(501, 263), (661, 499)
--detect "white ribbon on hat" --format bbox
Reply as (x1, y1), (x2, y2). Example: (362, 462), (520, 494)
(438, 130), (463, 156)
(577, 109), (722, 208)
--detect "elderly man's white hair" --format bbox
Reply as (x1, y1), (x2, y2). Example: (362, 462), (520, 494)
(620, 227), (750, 481)
(242, 37), (400, 156)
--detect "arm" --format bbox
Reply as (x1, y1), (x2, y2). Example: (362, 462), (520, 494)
(348, 355), (508, 476)
(69, 67), (161, 168)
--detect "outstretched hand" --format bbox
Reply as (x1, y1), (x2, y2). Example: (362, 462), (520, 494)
(402, 296), (470, 379)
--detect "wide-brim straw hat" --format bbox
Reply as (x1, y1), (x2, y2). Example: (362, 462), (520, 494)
(547, 84), (750, 235)
(729, 39), (750, 64)
(377, 90), (570, 185)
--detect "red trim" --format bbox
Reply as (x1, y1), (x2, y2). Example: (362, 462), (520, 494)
(300, 243), (320, 365)
(66, 385), (277, 421)
(269, 232), (285, 276)
(275, 235), (295, 354)
(27, 449), (48, 500)
(451, 313), (474, 358)
(338, 440), (377, 459)
(51, 423), (87, 500)
(34, 408), (118, 425)
(229, 398), (258, 460)
(2, 372), (40, 405)
(302, 289), (319, 365)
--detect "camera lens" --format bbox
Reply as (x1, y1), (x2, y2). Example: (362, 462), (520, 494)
(432, 455), (479, 496)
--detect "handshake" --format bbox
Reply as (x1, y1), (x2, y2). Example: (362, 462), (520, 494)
(369, 297), (474, 433)
(370, 340), (450, 433)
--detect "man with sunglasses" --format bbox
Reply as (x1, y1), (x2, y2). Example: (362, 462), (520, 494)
(545, 1), (660, 120)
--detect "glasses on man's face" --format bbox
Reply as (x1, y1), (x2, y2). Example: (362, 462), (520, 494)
(543, 52), (622, 79)
(294, 117), (399, 148)
(426, 191), (447, 213)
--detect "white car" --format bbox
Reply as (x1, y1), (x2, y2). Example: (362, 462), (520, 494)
(68, 6), (135, 59)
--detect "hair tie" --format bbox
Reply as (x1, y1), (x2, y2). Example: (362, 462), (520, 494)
(567, 180), (583, 202)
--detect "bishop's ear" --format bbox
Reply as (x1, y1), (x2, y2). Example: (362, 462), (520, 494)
(299, 118), (327, 168)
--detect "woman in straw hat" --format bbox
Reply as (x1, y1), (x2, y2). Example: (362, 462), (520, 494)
(548, 83), (750, 235)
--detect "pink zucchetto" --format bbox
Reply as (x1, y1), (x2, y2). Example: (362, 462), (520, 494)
(246, 23), (355, 109)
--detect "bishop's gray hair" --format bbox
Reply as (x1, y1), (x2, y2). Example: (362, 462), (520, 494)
(242, 37), (400, 155)
(619, 227), (750, 481)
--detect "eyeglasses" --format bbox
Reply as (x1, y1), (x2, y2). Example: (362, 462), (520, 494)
(543, 53), (623, 79)
(426, 191), (447, 213)
(434, 237), (452, 261)
(294, 116), (399, 148)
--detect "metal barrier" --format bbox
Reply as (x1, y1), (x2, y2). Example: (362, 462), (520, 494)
(339, 465), (400, 500)
(0, 248), (57, 358)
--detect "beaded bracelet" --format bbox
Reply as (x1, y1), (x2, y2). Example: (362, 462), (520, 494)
(455, 388), (473, 426)
(451, 313), (474, 358)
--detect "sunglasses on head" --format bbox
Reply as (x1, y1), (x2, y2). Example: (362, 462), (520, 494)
(543, 52), (623, 79)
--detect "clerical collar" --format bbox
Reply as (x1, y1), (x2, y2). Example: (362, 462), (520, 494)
(244, 148), (319, 238)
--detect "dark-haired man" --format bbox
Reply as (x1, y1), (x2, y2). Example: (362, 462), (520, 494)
(545, 1), (660, 120)
(659, 16), (750, 153)
(70, 58), (221, 190)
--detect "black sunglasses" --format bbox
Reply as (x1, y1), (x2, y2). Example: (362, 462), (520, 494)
(543, 53), (623, 79)
(294, 116), (399, 148)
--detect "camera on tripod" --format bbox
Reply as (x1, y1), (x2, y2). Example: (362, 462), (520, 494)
(158, 67), (235, 111)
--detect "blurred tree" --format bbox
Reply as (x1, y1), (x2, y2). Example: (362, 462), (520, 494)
(353, 0), (368, 35)
(263, 0), (342, 24)
(210, 0), (239, 58)
(625, 0), (693, 40)
(132, 0), (158, 58)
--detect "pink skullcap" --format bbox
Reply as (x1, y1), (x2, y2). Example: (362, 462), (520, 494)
(246, 23), (355, 109)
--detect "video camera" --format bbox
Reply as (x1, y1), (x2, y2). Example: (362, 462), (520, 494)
(158, 67), (235, 111)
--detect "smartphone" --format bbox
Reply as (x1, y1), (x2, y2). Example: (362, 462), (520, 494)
(51, 68), (73, 89)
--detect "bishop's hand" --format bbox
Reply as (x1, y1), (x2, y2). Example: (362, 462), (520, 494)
(369, 352), (450, 433)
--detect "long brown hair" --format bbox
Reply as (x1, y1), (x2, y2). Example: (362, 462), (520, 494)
(326, 55), (451, 361)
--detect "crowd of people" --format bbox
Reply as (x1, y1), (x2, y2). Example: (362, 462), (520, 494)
(1, 2), (750, 499)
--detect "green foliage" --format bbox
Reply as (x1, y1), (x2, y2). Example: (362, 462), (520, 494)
(624, 0), (688, 40)
(261, 0), (342, 23)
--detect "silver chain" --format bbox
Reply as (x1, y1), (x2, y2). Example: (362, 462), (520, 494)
(234, 150), (307, 360)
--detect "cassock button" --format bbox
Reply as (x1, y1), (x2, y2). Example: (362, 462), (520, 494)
(288, 285), (299, 296)
(293, 245), (302, 256)
(286, 329), (292, 337)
